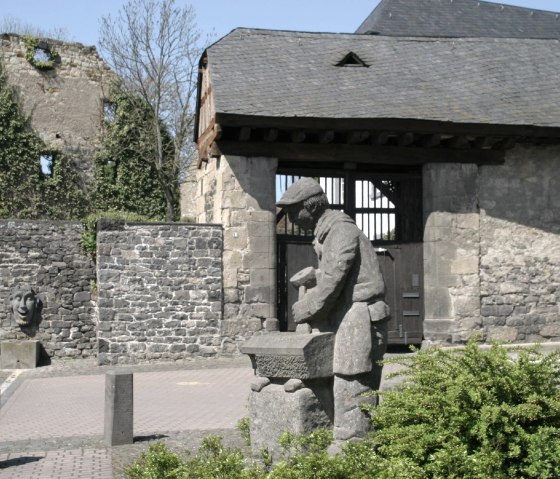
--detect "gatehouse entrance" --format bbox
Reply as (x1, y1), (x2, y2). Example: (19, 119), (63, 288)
(276, 166), (424, 345)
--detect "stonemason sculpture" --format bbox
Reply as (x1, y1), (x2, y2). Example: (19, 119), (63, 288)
(10, 287), (42, 328)
(277, 177), (390, 442)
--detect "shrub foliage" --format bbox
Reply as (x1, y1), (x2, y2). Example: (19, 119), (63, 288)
(124, 341), (560, 479)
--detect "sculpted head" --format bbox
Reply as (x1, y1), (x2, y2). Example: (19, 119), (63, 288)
(277, 178), (330, 230)
(10, 287), (41, 327)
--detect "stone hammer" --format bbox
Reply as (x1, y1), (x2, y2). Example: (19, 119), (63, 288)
(290, 266), (317, 300)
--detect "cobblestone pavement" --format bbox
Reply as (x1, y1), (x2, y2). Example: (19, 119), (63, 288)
(0, 351), (410, 478)
(0, 356), (253, 478)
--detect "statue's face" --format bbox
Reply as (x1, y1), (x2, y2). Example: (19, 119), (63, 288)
(11, 289), (37, 326)
(286, 203), (316, 231)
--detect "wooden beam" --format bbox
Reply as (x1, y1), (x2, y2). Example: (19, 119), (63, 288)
(318, 130), (335, 144)
(473, 136), (496, 149)
(214, 123), (223, 141)
(346, 130), (370, 144)
(291, 130), (306, 143)
(493, 138), (517, 150)
(420, 134), (441, 148)
(372, 132), (390, 145)
(239, 127), (251, 141)
(446, 136), (470, 149)
(263, 128), (279, 142)
(216, 113), (560, 140)
(397, 132), (415, 147)
(214, 140), (504, 165)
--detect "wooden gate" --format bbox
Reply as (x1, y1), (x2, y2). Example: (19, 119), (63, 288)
(276, 168), (423, 345)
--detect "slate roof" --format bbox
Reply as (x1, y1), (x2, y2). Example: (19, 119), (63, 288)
(356, 0), (560, 39)
(206, 28), (560, 128)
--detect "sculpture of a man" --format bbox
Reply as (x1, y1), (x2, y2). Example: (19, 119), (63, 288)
(10, 287), (41, 327)
(277, 178), (390, 442)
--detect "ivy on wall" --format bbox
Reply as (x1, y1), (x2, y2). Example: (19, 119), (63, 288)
(22, 36), (57, 71)
(93, 88), (175, 220)
(0, 61), (88, 219)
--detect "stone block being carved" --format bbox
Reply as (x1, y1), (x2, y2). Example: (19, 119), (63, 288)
(240, 332), (334, 379)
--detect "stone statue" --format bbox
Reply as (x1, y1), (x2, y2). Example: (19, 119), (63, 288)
(277, 177), (390, 442)
(10, 287), (42, 328)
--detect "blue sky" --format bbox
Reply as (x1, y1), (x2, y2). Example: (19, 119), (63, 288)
(1, 0), (560, 48)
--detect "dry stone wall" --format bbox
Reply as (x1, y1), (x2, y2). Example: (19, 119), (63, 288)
(0, 220), (96, 360)
(96, 221), (224, 365)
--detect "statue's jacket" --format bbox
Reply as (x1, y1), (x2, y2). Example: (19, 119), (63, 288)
(295, 209), (387, 376)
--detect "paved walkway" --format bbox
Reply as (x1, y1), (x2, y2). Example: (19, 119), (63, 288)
(0, 352), (408, 478)
(0, 357), (254, 478)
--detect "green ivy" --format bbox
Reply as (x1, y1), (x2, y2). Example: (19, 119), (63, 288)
(80, 210), (155, 262)
(93, 88), (176, 220)
(22, 36), (57, 71)
(0, 61), (88, 220)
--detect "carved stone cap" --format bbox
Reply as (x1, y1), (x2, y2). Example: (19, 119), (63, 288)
(240, 332), (334, 379)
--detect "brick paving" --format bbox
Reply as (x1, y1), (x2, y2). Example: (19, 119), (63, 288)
(0, 352), (409, 479)
(0, 449), (112, 479)
(0, 357), (254, 479)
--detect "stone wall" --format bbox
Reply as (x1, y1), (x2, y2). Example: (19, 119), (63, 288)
(0, 220), (96, 359)
(183, 155), (279, 341)
(423, 145), (560, 345)
(96, 221), (223, 365)
(479, 146), (560, 343)
(0, 34), (114, 180)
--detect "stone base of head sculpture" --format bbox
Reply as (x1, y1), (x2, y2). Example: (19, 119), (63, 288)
(241, 178), (390, 453)
(0, 287), (43, 368)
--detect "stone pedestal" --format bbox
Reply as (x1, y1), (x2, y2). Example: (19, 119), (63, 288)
(241, 332), (335, 452)
(0, 341), (40, 369)
(248, 380), (332, 452)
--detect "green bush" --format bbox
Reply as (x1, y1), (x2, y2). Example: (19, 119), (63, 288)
(125, 442), (185, 479)
(369, 341), (560, 478)
(125, 342), (560, 479)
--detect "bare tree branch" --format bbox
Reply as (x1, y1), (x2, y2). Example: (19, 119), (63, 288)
(99, 0), (205, 220)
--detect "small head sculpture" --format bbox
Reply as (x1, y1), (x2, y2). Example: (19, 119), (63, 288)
(10, 287), (41, 327)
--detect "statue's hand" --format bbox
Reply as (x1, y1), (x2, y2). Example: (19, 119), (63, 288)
(292, 300), (309, 324)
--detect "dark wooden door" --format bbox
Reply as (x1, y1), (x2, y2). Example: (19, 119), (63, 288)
(276, 168), (423, 345)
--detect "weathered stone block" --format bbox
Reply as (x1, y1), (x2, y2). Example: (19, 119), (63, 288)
(0, 340), (40, 369)
(249, 382), (332, 453)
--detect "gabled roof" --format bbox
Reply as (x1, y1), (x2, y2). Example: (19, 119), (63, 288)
(205, 28), (560, 129)
(356, 0), (560, 39)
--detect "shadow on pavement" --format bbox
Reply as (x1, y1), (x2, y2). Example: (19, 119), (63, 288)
(134, 434), (169, 443)
(0, 455), (44, 468)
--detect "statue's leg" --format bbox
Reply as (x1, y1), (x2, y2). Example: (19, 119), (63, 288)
(332, 372), (376, 441)
(332, 323), (387, 442)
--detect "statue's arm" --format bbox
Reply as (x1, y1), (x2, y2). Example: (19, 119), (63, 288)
(293, 226), (358, 323)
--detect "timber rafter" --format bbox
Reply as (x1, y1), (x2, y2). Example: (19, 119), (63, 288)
(195, 114), (560, 166)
